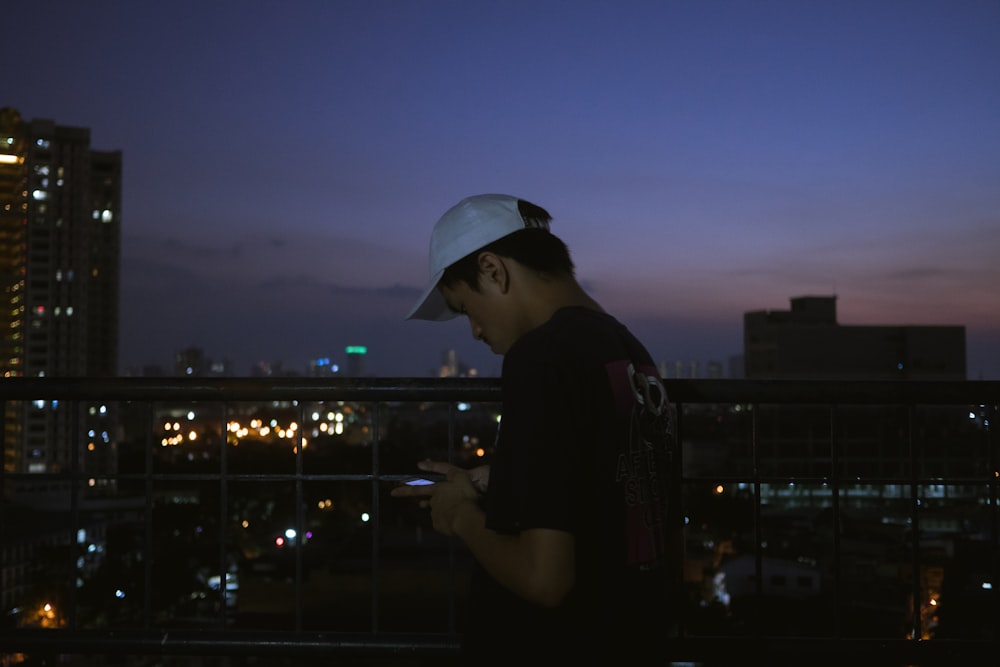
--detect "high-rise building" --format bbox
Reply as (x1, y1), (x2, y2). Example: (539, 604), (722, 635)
(175, 346), (208, 376)
(437, 348), (478, 378)
(344, 345), (367, 377)
(0, 108), (122, 507)
(744, 295), (966, 379)
(308, 357), (340, 377)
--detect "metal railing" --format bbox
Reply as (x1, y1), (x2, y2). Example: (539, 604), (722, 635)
(1, 377), (998, 666)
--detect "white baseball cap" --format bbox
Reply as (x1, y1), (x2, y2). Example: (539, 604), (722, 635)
(406, 194), (550, 321)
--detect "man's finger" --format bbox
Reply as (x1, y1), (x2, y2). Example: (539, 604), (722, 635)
(390, 484), (434, 498)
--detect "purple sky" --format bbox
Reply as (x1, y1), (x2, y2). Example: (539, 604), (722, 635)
(6, 1), (999, 378)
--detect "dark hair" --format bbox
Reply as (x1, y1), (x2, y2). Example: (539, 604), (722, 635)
(440, 200), (575, 291)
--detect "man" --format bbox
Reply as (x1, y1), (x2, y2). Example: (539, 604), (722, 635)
(392, 194), (679, 661)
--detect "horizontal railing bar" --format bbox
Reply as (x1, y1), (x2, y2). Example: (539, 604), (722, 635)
(0, 630), (995, 664)
(671, 637), (1000, 665)
(0, 377), (501, 402)
(0, 629), (461, 657)
(4, 472), (995, 486)
(0, 377), (997, 404)
(668, 378), (1000, 405)
(0, 473), (431, 482)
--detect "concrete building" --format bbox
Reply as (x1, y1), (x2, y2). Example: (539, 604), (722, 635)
(0, 107), (122, 507)
(744, 295), (966, 380)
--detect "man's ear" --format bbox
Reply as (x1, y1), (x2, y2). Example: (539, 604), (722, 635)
(477, 251), (510, 293)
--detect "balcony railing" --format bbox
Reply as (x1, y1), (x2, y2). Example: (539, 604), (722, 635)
(1, 377), (998, 666)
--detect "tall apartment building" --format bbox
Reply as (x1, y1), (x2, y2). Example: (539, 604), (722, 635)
(744, 295), (966, 379)
(0, 107), (121, 508)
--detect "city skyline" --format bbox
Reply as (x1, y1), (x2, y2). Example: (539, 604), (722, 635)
(6, 1), (999, 379)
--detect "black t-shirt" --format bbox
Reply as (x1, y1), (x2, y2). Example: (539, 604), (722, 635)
(461, 307), (679, 660)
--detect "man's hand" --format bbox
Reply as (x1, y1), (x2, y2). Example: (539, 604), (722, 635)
(391, 460), (575, 606)
(390, 460), (481, 536)
(466, 464), (490, 494)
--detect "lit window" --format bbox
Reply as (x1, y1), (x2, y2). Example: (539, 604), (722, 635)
(101, 209), (113, 222)
(32, 190), (47, 200)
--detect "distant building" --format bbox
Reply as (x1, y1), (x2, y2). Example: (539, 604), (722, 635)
(173, 346), (236, 376)
(344, 345), (367, 377)
(744, 295), (966, 379)
(175, 346), (209, 376)
(717, 552), (821, 601)
(208, 358), (235, 376)
(438, 348), (477, 378)
(0, 108), (121, 507)
(728, 354), (745, 379)
(308, 357), (340, 377)
(659, 359), (725, 379)
(251, 359), (289, 377)
(439, 349), (459, 378)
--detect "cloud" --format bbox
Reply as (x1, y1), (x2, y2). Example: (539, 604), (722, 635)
(124, 227), (425, 286)
(881, 266), (967, 282)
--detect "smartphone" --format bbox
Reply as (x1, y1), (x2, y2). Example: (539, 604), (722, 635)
(403, 473), (446, 486)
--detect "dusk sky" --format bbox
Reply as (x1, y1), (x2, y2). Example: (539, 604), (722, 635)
(6, 1), (999, 379)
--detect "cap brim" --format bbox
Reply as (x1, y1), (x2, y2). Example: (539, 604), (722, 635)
(405, 273), (459, 321)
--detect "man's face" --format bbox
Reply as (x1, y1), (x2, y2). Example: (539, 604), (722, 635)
(440, 279), (518, 356)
